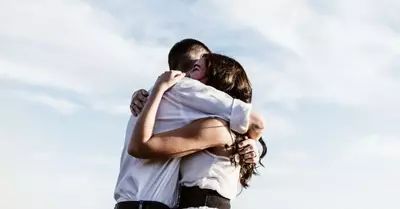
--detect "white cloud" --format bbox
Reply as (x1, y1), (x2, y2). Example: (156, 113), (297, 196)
(219, 0), (400, 115)
(1, 1), (400, 209)
(91, 102), (128, 116)
(5, 89), (130, 116)
(0, 119), (119, 209)
(0, 0), (167, 95)
(262, 112), (297, 139)
(343, 134), (400, 160)
(14, 91), (83, 115)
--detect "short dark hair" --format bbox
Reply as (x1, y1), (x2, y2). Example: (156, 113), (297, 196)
(168, 38), (211, 72)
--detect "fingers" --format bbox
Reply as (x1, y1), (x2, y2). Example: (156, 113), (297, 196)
(131, 100), (145, 116)
(242, 151), (257, 159)
(238, 137), (259, 164)
(136, 90), (149, 103)
(156, 70), (185, 90)
(139, 89), (149, 97)
(130, 104), (140, 116)
(240, 150), (259, 164)
(133, 99), (144, 109)
(239, 145), (253, 155)
(130, 89), (149, 116)
(173, 72), (186, 82)
(170, 70), (185, 81)
(131, 89), (148, 102)
(238, 137), (256, 149)
(244, 157), (258, 164)
(239, 145), (257, 159)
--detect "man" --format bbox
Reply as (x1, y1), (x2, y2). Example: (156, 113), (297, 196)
(114, 39), (261, 209)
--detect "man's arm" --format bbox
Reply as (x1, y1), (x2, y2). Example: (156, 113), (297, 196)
(130, 78), (252, 133)
(129, 118), (233, 159)
(169, 77), (252, 134)
(130, 89), (148, 116)
(128, 71), (233, 159)
(129, 77), (264, 161)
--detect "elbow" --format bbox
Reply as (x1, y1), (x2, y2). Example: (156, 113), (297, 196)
(250, 112), (265, 130)
(128, 134), (160, 159)
(248, 113), (265, 139)
(127, 138), (147, 159)
(127, 145), (139, 158)
(256, 116), (265, 131)
(128, 145), (149, 159)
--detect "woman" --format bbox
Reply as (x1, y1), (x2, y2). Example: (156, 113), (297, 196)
(129, 53), (266, 209)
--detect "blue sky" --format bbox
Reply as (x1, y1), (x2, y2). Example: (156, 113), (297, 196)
(1, 0), (399, 209)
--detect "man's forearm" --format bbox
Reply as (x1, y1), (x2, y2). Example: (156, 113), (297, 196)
(171, 78), (252, 133)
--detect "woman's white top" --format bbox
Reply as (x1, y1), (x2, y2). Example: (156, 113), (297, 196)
(180, 149), (240, 199)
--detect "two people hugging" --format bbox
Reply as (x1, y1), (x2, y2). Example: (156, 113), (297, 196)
(114, 39), (267, 209)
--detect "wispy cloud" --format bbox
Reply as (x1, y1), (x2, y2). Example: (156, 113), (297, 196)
(0, 0), (168, 96)
(222, 0), (400, 113)
(20, 92), (82, 115)
(1, 0), (399, 209)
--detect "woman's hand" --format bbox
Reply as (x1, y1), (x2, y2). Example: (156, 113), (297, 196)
(154, 70), (186, 92)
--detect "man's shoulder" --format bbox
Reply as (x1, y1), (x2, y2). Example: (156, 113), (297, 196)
(170, 77), (211, 95)
(173, 77), (202, 88)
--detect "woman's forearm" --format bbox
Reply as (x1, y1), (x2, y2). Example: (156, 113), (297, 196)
(128, 87), (165, 154)
(130, 118), (231, 159)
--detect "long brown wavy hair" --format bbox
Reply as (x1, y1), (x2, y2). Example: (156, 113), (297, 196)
(202, 53), (265, 188)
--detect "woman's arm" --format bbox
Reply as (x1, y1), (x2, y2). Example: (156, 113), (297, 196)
(129, 71), (185, 147)
(128, 70), (233, 159)
(128, 117), (233, 159)
(128, 70), (263, 160)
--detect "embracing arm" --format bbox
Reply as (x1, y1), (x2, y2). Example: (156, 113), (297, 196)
(128, 118), (232, 159)
(171, 78), (252, 134)
(128, 71), (266, 158)
(247, 112), (265, 140)
(129, 71), (183, 150)
(127, 71), (233, 159)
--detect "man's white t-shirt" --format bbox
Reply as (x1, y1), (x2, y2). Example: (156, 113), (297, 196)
(114, 77), (251, 208)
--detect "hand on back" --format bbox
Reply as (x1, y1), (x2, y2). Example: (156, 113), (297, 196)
(130, 71), (185, 116)
(154, 70), (185, 92)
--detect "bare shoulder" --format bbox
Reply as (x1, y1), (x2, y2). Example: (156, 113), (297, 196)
(193, 117), (228, 127)
(191, 118), (233, 145)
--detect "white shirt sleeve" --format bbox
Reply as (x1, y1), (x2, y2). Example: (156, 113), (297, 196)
(168, 77), (251, 134)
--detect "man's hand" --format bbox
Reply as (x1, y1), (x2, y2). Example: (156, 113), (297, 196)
(238, 137), (260, 164)
(130, 89), (149, 116)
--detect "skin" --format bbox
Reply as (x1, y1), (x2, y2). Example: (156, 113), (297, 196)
(128, 71), (264, 163)
(129, 87), (262, 162)
(130, 56), (209, 116)
(128, 71), (236, 159)
(130, 59), (263, 163)
(186, 57), (208, 83)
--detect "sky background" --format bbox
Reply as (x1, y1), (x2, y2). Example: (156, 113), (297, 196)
(0, 0), (399, 209)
